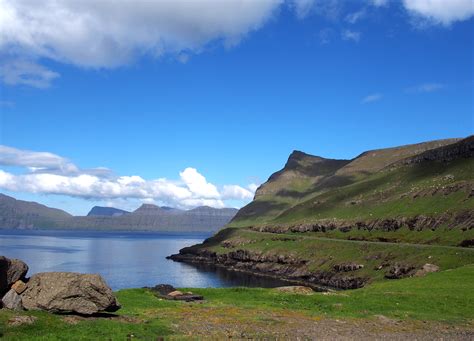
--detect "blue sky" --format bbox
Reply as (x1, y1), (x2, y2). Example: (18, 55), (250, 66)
(0, 0), (473, 215)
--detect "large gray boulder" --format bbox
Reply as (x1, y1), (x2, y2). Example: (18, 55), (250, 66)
(21, 272), (120, 315)
(2, 289), (23, 310)
(0, 256), (29, 295)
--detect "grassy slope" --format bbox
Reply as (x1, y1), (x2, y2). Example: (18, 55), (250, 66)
(1, 265), (472, 340)
(231, 157), (474, 228)
(199, 228), (474, 283)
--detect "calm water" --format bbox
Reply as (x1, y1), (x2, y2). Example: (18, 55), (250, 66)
(0, 229), (291, 290)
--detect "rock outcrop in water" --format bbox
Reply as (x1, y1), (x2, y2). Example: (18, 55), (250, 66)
(0, 256), (120, 315)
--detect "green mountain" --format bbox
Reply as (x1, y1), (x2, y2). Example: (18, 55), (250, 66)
(0, 195), (237, 233)
(170, 136), (474, 289)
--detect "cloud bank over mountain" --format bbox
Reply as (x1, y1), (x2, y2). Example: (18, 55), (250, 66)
(0, 145), (256, 209)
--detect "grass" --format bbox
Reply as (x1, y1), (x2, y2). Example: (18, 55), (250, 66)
(0, 265), (473, 339)
(199, 228), (474, 284)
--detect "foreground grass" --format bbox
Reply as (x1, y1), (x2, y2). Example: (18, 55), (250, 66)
(0, 265), (473, 340)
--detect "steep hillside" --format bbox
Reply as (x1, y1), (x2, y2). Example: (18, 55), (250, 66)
(230, 137), (468, 228)
(170, 136), (474, 289)
(0, 194), (72, 228)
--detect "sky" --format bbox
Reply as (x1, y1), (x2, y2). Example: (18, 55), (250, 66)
(0, 0), (473, 215)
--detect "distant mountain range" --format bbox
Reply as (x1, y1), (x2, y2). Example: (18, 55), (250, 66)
(0, 194), (238, 232)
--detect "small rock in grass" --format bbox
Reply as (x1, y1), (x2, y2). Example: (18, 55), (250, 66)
(7, 315), (37, 326)
(414, 263), (440, 277)
(168, 290), (184, 297)
(274, 286), (314, 294)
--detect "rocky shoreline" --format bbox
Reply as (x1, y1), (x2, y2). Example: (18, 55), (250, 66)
(168, 248), (368, 290)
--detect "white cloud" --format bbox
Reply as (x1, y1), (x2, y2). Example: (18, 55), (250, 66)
(402, 0), (474, 25)
(0, 0), (282, 70)
(0, 60), (59, 88)
(221, 185), (254, 200)
(406, 82), (445, 93)
(0, 145), (77, 172)
(342, 29), (361, 42)
(371, 0), (389, 7)
(345, 10), (366, 24)
(248, 183), (260, 192)
(361, 93), (383, 103)
(179, 167), (220, 199)
(0, 145), (257, 209)
(291, 0), (317, 19)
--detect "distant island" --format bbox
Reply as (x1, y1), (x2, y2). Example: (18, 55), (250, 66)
(0, 194), (237, 232)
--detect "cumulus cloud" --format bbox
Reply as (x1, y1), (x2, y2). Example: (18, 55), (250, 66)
(0, 145), (256, 208)
(406, 82), (445, 93)
(221, 185), (254, 200)
(0, 0), (282, 69)
(402, 0), (474, 25)
(361, 93), (383, 103)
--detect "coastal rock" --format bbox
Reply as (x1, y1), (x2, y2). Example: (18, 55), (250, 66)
(274, 286), (314, 294)
(21, 272), (120, 315)
(2, 289), (23, 310)
(0, 256), (29, 295)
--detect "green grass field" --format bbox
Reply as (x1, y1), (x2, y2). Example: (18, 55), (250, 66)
(1, 265), (473, 340)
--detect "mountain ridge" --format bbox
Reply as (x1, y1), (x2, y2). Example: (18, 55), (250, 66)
(0, 194), (237, 232)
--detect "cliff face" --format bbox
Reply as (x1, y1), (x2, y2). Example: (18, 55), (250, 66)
(0, 197), (238, 233)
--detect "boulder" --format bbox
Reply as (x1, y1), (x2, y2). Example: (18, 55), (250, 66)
(149, 284), (176, 296)
(274, 286), (314, 294)
(2, 289), (23, 310)
(0, 256), (29, 295)
(21, 272), (120, 315)
(11, 280), (27, 294)
(148, 284), (203, 302)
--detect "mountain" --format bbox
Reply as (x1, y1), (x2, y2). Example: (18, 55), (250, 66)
(87, 206), (130, 217)
(0, 197), (238, 233)
(170, 136), (474, 289)
(0, 194), (72, 228)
